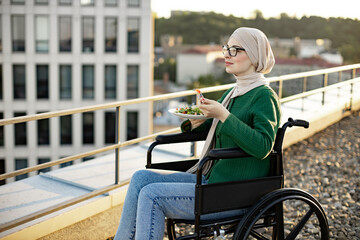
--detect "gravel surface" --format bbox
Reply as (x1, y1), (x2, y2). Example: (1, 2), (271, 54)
(282, 110), (360, 239)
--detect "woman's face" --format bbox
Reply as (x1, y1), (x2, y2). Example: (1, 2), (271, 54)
(224, 38), (255, 76)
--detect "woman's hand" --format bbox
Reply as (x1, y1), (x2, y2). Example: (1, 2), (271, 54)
(189, 119), (206, 129)
(198, 98), (230, 123)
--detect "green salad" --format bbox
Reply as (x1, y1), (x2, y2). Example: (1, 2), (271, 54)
(175, 106), (203, 115)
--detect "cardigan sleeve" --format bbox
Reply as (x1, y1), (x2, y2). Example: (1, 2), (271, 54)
(218, 89), (281, 159)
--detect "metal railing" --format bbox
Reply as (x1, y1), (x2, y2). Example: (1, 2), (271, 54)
(0, 63), (359, 232)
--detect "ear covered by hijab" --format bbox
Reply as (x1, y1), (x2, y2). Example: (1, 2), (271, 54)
(230, 27), (275, 74)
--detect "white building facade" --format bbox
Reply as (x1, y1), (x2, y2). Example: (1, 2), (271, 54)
(0, 0), (153, 183)
(176, 45), (223, 85)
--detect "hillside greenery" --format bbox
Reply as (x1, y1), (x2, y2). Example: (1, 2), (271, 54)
(155, 11), (360, 63)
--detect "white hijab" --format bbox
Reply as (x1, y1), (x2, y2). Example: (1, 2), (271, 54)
(187, 27), (275, 174)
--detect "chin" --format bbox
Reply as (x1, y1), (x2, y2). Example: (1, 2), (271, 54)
(225, 68), (234, 75)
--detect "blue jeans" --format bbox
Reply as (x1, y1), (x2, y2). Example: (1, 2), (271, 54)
(114, 169), (246, 240)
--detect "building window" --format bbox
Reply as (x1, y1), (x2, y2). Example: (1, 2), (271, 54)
(60, 115), (72, 145)
(127, 18), (139, 53)
(82, 112), (94, 144)
(59, 65), (72, 99)
(105, 17), (117, 52)
(0, 159), (5, 185)
(37, 117), (50, 145)
(13, 65), (26, 99)
(128, 0), (140, 7)
(105, 65), (116, 99)
(58, 0), (72, 5)
(11, 0), (25, 4)
(14, 112), (27, 146)
(36, 65), (49, 99)
(127, 65), (139, 99)
(0, 65), (2, 99)
(81, 0), (94, 6)
(12, 15), (25, 52)
(82, 65), (94, 99)
(59, 16), (72, 52)
(82, 156), (94, 162)
(105, 112), (115, 144)
(0, 16), (2, 52)
(38, 158), (50, 173)
(0, 113), (3, 147)
(35, 16), (49, 52)
(60, 160), (73, 168)
(35, 0), (48, 5)
(105, 0), (117, 6)
(15, 159), (28, 181)
(82, 17), (95, 52)
(127, 111), (138, 140)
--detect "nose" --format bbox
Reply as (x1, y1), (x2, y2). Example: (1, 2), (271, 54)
(223, 51), (230, 58)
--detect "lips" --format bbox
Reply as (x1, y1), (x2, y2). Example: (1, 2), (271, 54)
(225, 61), (233, 66)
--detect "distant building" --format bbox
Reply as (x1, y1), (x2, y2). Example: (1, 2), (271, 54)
(176, 45), (223, 85)
(159, 34), (193, 59)
(269, 37), (343, 65)
(0, 0), (153, 183)
(320, 51), (343, 65)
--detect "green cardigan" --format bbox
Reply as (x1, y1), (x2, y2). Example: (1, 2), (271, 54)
(182, 85), (281, 183)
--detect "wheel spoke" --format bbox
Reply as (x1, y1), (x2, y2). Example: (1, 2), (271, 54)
(249, 229), (270, 240)
(285, 208), (314, 240)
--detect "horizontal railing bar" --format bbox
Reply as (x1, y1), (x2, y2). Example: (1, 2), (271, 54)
(0, 181), (130, 233)
(280, 77), (359, 103)
(0, 87), (231, 127)
(0, 127), (181, 181)
(1, 64), (359, 127)
(267, 63), (360, 82)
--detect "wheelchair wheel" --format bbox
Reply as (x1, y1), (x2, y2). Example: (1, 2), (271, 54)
(233, 188), (329, 240)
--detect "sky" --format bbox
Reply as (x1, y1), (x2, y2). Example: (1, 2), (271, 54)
(151, 0), (359, 20)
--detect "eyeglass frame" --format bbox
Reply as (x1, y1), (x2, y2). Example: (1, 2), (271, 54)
(222, 45), (246, 57)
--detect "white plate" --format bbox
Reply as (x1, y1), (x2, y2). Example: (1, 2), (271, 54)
(168, 108), (208, 119)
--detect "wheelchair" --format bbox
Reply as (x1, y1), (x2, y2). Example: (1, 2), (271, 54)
(146, 118), (329, 239)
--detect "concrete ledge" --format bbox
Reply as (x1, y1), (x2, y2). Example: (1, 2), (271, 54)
(1, 188), (127, 240)
(283, 98), (360, 149)
(38, 205), (123, 240)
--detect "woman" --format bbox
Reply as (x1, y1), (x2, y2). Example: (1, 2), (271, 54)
(114, 27), (281, 240)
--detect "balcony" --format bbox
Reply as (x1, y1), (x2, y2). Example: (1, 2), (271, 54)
(0, 64), (360, 239)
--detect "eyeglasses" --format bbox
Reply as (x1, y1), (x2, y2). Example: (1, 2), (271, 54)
(222, 45), (246, 57)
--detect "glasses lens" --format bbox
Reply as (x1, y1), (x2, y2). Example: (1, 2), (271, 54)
(222, 46), (228, 55)
(229, 47), (237, 56)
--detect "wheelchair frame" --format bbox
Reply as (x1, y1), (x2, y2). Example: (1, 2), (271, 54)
(146, 118), (329, 239)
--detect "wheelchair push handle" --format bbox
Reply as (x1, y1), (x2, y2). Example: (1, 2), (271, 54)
(287, 118), (309, 129)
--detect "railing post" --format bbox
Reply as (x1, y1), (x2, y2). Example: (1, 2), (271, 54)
(278, 80), (283, 99)
(191, 94), (197, 157)
(338, 71), (342, 98)
(348, 68), (356, 111)
(351, 68), (356, 79)
(115, 106), (121, 184)
(322, 73), (328, 105)
(302, 77), (307, 111)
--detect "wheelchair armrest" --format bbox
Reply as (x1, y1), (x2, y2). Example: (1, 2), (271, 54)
(208, 147), (251, 159)
(147, 131), (208, 169)
(196, 147), (252, 181)
(155, 131), (208, 144)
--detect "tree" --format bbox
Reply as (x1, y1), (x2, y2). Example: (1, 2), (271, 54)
(187, 74), (229, 102)
(154, 58), (176, 82)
